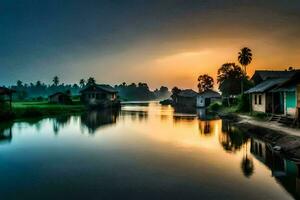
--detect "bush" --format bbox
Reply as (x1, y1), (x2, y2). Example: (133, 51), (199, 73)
(237, 94), (250, 112)
(208, 101), (223, 111)
(251, 111), (268, 120)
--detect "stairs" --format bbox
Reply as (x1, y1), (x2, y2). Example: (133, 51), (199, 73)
(269, 114), (297, 127)
(269, 114), (281, 122)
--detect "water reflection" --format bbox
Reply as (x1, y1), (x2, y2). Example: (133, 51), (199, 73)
(0, 122), (12, 144)
(251, 137), (300, 199)
(80, 109), (119, 134)
(0, 102), (300, 199)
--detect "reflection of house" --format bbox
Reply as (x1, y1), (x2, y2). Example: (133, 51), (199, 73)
(174, 89), (198, 107)
(48, 91), (72, 104)
(197, 89), (221, 108)
(250, 137), (300, 198)
(245, 70), (299, 118)
(80, 84), (119, 108)
(80, 109), (119, 133)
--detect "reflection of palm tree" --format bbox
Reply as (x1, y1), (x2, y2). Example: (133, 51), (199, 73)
(241, 142), (254, 178)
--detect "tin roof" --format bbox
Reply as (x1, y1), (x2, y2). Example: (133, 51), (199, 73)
(178, 89), (198, 98)
(80, 84), (117, 94)
(245, 78), (288, 94)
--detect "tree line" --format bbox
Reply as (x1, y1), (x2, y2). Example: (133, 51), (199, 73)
(6, 76), (171, 101)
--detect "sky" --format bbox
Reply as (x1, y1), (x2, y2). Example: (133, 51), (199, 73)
(1, 0), (300, 90)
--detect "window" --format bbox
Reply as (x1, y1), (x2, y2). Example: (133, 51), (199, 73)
(254, 95), (257, 104)
(258, 95), (262, 105)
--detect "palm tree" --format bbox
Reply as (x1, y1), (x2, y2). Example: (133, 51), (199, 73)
(79, 79), (85, 88)
(53, 76), (59, 86)
(238, 47), (252, 75)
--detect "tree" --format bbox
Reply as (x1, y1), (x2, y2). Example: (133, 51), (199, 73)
(36, 81), (42, 87)
(197, 74), (214, 93)
(171, 87), (181, 101)
(79, 79), (86, 88)
(53, 76), (59, 86)
(217, 63), (247, 97)
(87, 77), (96, 86)
(17, 80), (23, 87)
(238, 47), (252, 75)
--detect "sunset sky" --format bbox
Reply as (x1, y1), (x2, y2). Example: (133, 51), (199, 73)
(1, 0), (300, 90)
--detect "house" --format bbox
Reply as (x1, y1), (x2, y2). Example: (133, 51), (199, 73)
(271, 71), (300, 120)
(246, 70), (300, 119)
(197, 89), (221, 108)
(174, 89), (198, 107)
(49, 91), (72, 104)
(80, 84), (120, 108)
(251, 70), (297, 85)
(0, 87), (16, 110)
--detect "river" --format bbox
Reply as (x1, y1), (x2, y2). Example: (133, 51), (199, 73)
(0, 102), (299, 199)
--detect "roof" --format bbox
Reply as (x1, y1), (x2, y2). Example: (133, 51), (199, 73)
(251, 70), (298, 81)
(49, 92), (69, 98)
(245, 78), (288, 94)
(178, 89), (198, 98)
(80, 84), (117, 94)
(0, 87), (16, 95)
(198, 89), (221, 98)
(270, 71), (300, 92)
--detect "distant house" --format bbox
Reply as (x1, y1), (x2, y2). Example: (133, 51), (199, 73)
(197, 89), (221, 108)
(174, 89), (198, 107)
(48, 91), (72, 104)
(80, 84), (119, 108)
(246, 70), (300, 120)
(0, 87), (16, 110)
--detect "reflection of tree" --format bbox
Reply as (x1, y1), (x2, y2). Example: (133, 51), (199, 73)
(0, 122), (13, 144)
(52, 115), (72, 135)
(219, 120), (249, 153)
(241, 142), (254, 178)
(81, 109), (119, 134)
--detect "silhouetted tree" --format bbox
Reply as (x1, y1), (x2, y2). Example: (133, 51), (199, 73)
(17, 80), (23, 87)
(53, 76), (59, 86)
(198, 74), (214, 92)
(171, 87), (181, 101)
(87, 77), (96, 86)
(79, 79), (85, 88)
(217, 63), (251, 97)
(238, 47), (252, 75)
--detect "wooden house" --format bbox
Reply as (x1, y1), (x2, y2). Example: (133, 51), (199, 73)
(48, 91), (72, 104)
(246, 70), (300, 120)
(174, 89), (198, 107)
(80, 84), (120, 108)
(197, 89), (221, 108)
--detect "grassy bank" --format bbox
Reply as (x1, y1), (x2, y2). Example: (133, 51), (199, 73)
(1, 101), (86, 120)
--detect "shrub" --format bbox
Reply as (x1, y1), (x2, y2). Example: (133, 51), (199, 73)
(237, 94), (250, 112)
(208, 101), (223, 111)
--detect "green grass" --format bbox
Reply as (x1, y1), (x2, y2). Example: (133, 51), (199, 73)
(11, 101), (86, 119)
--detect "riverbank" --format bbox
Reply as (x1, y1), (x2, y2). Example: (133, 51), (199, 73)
(0, 101), (86, 121)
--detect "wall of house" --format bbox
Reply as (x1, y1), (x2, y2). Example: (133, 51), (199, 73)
(197, 96), (205, 107)
(177, 96), (196, 107)
(252, 93), (266, 113)
(285, 91), (297, 116)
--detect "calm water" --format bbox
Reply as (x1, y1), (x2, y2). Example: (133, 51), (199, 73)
(0, 102), (299, 199)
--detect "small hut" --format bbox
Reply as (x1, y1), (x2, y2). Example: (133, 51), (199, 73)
(174, 89), (198, 107)
(48, 91), (72, 104)
(197, 89), (221, 108)
(80, 84), (119, 108)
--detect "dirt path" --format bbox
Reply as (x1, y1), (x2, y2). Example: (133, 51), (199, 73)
(237, 114), (300, 137)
